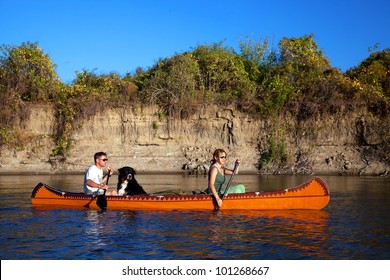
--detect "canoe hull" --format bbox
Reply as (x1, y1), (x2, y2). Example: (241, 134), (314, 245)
(31, 177), (330, 210)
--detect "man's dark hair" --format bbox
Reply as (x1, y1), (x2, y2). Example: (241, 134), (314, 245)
(94, 152), (107, 163)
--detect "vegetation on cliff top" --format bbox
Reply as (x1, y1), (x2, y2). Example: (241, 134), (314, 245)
(1, 36), (389, 166)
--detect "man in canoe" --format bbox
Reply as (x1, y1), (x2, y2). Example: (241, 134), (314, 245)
(207, 148), (245, 207)
(83, 152), (118, 196)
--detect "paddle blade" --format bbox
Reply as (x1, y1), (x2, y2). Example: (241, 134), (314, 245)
(96, 194), (107, 210)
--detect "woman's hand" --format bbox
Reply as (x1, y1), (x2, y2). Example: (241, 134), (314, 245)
(216, 197), (223, 207)
(235, 158), (241, 165)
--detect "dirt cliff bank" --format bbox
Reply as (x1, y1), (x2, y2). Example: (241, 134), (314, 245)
(0, 104), (388, 176)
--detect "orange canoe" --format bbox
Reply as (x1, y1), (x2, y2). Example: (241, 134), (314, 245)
(31, 177), (330, 210)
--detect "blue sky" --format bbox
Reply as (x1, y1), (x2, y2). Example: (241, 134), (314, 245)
(1, 0), (389, 84)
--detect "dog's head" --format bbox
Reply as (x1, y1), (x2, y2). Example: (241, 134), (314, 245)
(118, 166), (136, 183)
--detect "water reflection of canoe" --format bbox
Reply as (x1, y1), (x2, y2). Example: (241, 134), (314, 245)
(31, 177), (330, 210)
(225, 209), (330, 224)
(206, 209), (330, 259)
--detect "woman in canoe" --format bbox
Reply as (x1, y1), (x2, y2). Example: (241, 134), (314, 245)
(207, 148), (245, 207)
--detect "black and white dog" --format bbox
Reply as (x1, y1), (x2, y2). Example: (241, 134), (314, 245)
(117, 166), (147, 196)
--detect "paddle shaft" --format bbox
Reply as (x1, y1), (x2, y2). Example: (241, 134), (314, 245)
(220, 161), (240, 201)
(101, 171), (111, 195)
(96, 170), (111, 210)
(105, 171), (111, 185)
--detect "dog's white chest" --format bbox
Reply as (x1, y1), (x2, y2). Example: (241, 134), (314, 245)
(118, 180), (128, 196)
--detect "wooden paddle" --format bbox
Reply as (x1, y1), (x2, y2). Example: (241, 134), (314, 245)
(96, 169), (111, 210)
(216, 160), (240, 209)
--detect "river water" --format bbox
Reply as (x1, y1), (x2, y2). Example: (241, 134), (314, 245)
(0, 174), (389, 260)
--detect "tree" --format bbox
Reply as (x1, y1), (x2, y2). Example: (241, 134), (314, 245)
(279, 34), (332, 89)
(192, 43), (255, 107)
(0, 42), (60, 146)
(142, 52), (201, 136)
(346, 48), (390, 98)
(239, 36), (278, 82)
(0, 41), (60, 101)
(277, 35), (340, 119)
(144, 52), (201, 113)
